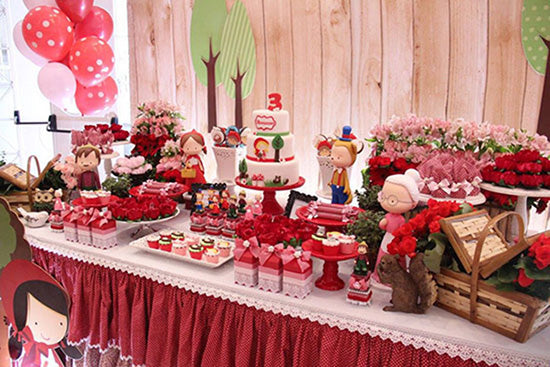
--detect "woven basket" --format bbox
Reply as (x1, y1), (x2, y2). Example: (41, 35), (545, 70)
(435, 214), (550, 342)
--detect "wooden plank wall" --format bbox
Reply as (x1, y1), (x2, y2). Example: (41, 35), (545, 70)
(128, 0), (545, 190)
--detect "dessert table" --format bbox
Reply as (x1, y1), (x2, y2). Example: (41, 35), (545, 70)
(25, 207), (549, 367)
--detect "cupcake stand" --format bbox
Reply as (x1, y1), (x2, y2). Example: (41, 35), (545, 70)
(235, 176), (305, 215)
(296, 205), (361, 291)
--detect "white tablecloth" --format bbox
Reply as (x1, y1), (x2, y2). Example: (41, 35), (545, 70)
(25, 207), (550, 367)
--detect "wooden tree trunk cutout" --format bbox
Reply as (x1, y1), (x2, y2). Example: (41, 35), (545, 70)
(538, 37), (550, 138)
(202, 38), (220, 132)
(231, 60), (246, 129)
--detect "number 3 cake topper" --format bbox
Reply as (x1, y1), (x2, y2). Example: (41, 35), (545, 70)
(267, 93), (282, 111)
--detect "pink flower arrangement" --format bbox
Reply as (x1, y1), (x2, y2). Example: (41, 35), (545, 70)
(130, 101), (185, 140)
(368, 115), (550, 164)
(53, 156), (78, 189)
(71, 127), (114, 154)
(112, 156), (153, 175)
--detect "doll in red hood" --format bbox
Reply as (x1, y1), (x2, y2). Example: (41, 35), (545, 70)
(0, 259), (82, 367)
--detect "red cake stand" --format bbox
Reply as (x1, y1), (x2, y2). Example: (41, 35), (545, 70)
(302, 239), (357, 291)
(295, 205), (363, 232)
(235, 177), (305, 215)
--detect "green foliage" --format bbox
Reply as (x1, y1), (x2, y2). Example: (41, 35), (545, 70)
(346, 210), (385, 253)
(0, 204), (16, 269)
(516, 256), (550, 280)
(32, 201), (53, 213)
(283, 237), (302, 249)
(38, 168), (67, 190)
(423, 233), (448, 273)
(190, 0), (227, 85)
(219, 0), (256, 98)
(521, 0), (550, 74)
(356, 185), (383, 212)
(102, 176), (131, 198)
(272, 134), (284, 150)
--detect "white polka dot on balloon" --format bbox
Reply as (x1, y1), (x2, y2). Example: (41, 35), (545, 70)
(95, 74), (101, 79)
(42, 20), (50, 28)
(87, 93), (93, 98)
(53, 9), (59, 14)
(31, 42), (37, 48)
(101, 67), (109, 73)
(35, 7), (41, 11)
(67, 26), (72, 33)
(26, 23), (32, 30)
(36, 31), (43, 39)
(47, 40), (55, 46)
(87, 66), (94, 72)
(74, 65), (79, 70)
(96, 59), (103, 66)
(75, 51), (81, 56)
(98, 92), (105, 98)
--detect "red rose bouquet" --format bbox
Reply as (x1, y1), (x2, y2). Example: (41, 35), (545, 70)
(108, 196), (177, 222)
(482, 149), (549, 189)
(487, 234), (550, 301)
(367, 156), (418, 187)
(235, 214), (316, 248)
(387, 199), (471, 272)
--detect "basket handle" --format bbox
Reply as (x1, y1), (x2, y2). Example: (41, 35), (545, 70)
(26, 155), (41, 206)
(469, 211), (525, 321)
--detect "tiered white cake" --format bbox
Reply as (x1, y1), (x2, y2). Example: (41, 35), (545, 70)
(244, 109), (300, 186)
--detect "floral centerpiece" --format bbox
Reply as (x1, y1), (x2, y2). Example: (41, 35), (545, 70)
(108, 196), (178, 222)
(72, 127), (114, 155)
(85, 123), (130, 142)
(155, 139), (184, 183)
(112, 156), (153, 187)
(235, 214), (316, 247)
(481, 149), (550, 189)
(130, 101), (185, 165)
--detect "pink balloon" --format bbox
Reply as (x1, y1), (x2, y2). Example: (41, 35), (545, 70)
(75, 7), (113, 41)
(75, 77), (118, 116)
(23, 0), (57, 10)
(12, 21), (48, 66)
(22, 6), (75, 61)
(38, 62), (77, 111)
(69, 36), (114, 87)
(55, 0), (93, 23)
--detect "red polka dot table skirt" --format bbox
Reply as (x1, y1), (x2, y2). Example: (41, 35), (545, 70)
(30, 247), (508, 367)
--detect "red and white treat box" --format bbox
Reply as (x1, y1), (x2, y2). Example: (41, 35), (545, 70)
(347, 274), (373, 306)
(190, 212), (206, 232)
(76, 208), (94, 246)
(205, 213), (224, 236)
(282, 248), (313, 299)
(233, 237), (260, 287)
(62, 207), (79, 242)
(258, 244), (284, 293)
(222, 217), (239, 238)
(90, 211), (117, 249)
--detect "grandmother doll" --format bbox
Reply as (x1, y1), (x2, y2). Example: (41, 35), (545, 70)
(329, 126), (363, 204)
(372, 169), (421, 284)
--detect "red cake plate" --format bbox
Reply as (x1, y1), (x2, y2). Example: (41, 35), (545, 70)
(128, 184), (190, 200)
(235, 176), (305, 215)
(295, 205), (363, 232)
(302, 239), (358, 291)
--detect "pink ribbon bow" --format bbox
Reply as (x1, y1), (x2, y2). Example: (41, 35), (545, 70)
(280, 247), (312, 272)
(98, 211), (113, 227)
(258, 243), (284, 265)
(69, 206), (84, 222)
(86, 208), (102, 225)
(61, 206), (74, 220)
(234, 237), (261, 261)
(349, 275), (370, 291)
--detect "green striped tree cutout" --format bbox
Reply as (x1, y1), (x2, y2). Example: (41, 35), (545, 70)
(219, 0), (256, 128)
(522, 0), (550, 75)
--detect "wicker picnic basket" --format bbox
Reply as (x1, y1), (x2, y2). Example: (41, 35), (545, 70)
(436, 212), (550, 342)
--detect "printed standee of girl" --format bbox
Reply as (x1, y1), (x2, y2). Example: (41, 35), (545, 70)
(372, 169), (421, 284)
(329, 126), (364, 205)
(180, 130), (207, 186)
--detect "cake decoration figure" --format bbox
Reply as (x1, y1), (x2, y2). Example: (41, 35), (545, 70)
(373, 169), (421, 284)
(329, 126), (363, 204)
(253, 138), (270, 160)
(75, 144), (101, 191)
(180, 130), (207, 185)
(347, 242), (373, 306)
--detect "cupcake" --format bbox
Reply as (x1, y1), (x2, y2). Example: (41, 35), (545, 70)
(200, 237), (216, 250)
(147, 235), (160, 249)
(327, 231), (342, 240)
(311, 226), (327, 252)
(188, 244), (203, 260)
(159, 230), (172, 241)
(171, 231), (185, 241)
(159, 238), (172, 252)
(172, 239), (187, 256)
(339, 235), (356, 255)
(322, 237), (340, 256)
(217, 240), (232, 257)
(204, 248), (220, 264)
(184, 236), (199, 248)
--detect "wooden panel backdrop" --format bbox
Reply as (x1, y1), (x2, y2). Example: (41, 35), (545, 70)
(127, 0), (545, 191)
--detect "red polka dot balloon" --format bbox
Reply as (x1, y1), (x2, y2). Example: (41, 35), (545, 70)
(69, 36), (114, 87)
(75, 77), (118, 116)
(22, 6), (74, 61)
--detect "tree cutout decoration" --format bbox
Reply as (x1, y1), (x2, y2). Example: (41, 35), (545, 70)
(272, 134), (284, 162)
(521, 0), (550, 136)
(190, 0), (228, 132)
(239, 158), (248, 179)
(0, 198), (31, 276)
(219, 0), (256, 129)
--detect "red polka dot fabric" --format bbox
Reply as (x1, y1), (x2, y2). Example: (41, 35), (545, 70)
(33, 248), (496, 367)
